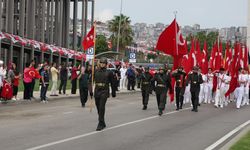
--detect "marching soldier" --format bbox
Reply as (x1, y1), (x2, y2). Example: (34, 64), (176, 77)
(140, 67), (153, 110)
(186, 66), (203, 112)
(152, 67), (172, 116)
(78, 64), (90, 107)
(172, 66), (186, 110)
(94, 57), (114, 131)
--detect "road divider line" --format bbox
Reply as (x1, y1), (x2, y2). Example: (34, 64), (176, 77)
(26, 107), (191, 150)
(205, 120), (250, 150)
(62, 112), (73, 115)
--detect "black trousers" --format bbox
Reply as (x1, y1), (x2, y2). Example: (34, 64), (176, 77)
(30, 79), (35, 97)
(142, 89), (149, 106)
(137, 77), (141, 88)
(156, 92), (167, 111)
(111, 84), (116, 97)
(59, 80), (67, 94)
(13, 86), (18, 96)
(71, 78), (77, 94)
(175, 87), (184, 109)
(80, 87), (88, 105)
(95, 96), (108, 126)
(23, 81), (32, 100)
(127, 77), (135, 90)
(191, 90), (199, 111)
(41, 84), (49, 100)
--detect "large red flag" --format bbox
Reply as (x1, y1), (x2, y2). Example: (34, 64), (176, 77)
(200, 41), (208, 74)
(156, 19), (187, 57)
(225, 42), (241, 97)
(243, 45), (249, 72)
(195, 40), (202, 67)
(224, 42), (232, 71)
(82, 26), (95, 51)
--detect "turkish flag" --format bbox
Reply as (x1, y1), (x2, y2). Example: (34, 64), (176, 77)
(200, 41), (208, 74)
(243, 45), (249, 72)
(156, 19), (187, 57)
(82, 26), (95, 51)
(224, 42), (232, 71)
(225, 42), (241, 97)
(28, 67), (41, 79)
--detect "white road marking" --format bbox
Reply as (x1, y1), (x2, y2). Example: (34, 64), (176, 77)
(62, 112), (73, 115)
(205, 120), (250, 150)
(26, 107), (191, 150)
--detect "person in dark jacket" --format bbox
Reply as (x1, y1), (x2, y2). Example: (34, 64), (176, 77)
(141, 67), (153, 110)
(152, 67), (172, 116)
(137, 65), (143, 88)
(186, 66), (203, 112)
(172, 66), (187, 110)
(94, 57), (114, 131)
(78, 65), (90, 107)
(127, 64), (136, 90)
(40, 65), (50, 103)
(59, 62), (68, 94)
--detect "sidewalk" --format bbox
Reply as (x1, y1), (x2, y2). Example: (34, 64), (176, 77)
(220, 125), (250, 150)
(0, 88), (141, 105)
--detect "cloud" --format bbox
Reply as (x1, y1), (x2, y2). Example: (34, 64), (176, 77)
(96, 9), (114, 22)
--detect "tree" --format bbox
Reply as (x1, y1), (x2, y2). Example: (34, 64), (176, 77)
(95, 35), (109, 55)
(108, 14), (134, 56)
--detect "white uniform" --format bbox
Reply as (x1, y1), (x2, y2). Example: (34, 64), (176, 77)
(119, 67), (127, 89)
(214, 73), (230, 108)
(184, 83), (191, 105)
(199, 74), (206, 104)
(242, 74), (250, 106)
(236, 73), (247, 109)
(203, 73), (214, 104)
(0, 66), (6, 87)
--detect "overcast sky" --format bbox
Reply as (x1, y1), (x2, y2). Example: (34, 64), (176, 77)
(71, 0), (248, 28)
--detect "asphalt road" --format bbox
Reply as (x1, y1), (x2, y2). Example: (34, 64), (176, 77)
(0, 93), (249, 150)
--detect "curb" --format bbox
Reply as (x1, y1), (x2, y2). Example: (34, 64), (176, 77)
(219, 125), (250, 150)
(0, 90), (141, 106)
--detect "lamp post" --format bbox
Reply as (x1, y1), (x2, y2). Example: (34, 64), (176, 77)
(116, 0), (123, 59)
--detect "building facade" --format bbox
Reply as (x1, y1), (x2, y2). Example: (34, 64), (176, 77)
(0, 0), (94, 72)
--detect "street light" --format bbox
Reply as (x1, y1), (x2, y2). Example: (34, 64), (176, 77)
(116, 0), (123, 59)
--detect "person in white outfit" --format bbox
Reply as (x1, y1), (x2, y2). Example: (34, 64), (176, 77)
(214, 68), (230, 108)
(184, 83), (191, 105)
(50, 62), (59, 96)
(236, 68), (246, 109)
(0, 60), (6, 88)
(119, 65), (127, 90)
(204, 68), (214, 104)
(242, 69), (250, 106)
(199, 69), (206, 104)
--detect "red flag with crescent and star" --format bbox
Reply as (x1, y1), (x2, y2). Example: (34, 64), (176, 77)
(82, 26), (95, 51)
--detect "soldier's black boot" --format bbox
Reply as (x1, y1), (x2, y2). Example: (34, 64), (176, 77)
(96, 124), (103, 131)
(158, 110), (163, 116)
(96, 122), (105, 131)
(142, 105), (147, 110)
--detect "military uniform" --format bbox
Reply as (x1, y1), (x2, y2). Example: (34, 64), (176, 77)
(152, 68), (172, 116)
(140, 67), (153, 110)
(94, 58), (114, 131)
(172, 68), (186, 110)
(186, 68), (203, 112)
(79, 71), (90, 107)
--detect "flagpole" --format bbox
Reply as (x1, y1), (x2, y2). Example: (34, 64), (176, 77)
(174, 11), (178, 56)
(90, 22), (96, 113)
(116, 0), (123, 60)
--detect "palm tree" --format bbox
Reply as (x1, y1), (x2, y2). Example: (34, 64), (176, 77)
(108, 14), (134, 57)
